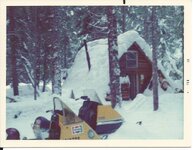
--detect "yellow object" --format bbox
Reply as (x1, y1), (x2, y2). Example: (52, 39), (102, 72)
(58, 114), (100, 140)
(32, 96), (123, 140)
(97, 105), (122, 122)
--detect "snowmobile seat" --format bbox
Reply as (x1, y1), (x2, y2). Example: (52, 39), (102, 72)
(78, 100), (99, 130)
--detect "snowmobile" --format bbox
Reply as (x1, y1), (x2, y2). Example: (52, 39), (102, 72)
(31, 91), (123, 140)
(32, 97), (100, 140)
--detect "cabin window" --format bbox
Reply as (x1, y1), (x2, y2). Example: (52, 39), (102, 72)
(126, 51), (138, 68)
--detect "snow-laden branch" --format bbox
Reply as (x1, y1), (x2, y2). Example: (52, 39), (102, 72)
(88, 23), (108, 30)
(87, 10), (105, 18)
(22, 61), (34, 85)
(21, 55), (33, 70)
(20, 55), (40, 96)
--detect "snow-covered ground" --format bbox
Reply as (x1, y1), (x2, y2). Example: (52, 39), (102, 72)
(110, 93), (183, 139)
(6, 30), (183, 140)
(6, 84), (183, 140)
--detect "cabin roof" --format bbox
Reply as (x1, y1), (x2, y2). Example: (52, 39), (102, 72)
(117, 30), (152, 60)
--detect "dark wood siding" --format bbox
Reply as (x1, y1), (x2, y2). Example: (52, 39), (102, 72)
(119, 42), (152, 100)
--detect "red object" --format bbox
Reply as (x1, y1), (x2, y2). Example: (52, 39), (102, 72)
(121, 83), (130, 100)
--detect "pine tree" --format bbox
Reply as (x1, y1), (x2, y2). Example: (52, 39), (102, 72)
(107, 6), (121, 108)
(42, 42), (48, 92)
(121, 6), (126, 33)
(8, 7), (19, 96)
(143, 7), (151, 43)
(48, 7), (62, 95)
(78, 7), (108, 40)
(33, 7), (41, 100)
(151, 6), (159, 111)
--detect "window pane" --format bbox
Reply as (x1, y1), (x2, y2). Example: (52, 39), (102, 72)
(127, 51), (138, 68)
(128, 52), (136, 59)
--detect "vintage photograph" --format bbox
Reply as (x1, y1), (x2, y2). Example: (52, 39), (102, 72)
(6, 6), (184, 141)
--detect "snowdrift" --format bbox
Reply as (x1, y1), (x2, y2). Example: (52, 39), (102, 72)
(64, 30), (182, 101)
(111, 93), (183, 139)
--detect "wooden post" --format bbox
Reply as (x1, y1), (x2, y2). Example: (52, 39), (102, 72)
(83, 39), (91, 71)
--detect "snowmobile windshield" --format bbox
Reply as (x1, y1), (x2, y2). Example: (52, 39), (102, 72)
(53, 97), (82, 125)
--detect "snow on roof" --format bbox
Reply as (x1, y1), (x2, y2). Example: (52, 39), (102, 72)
(118, 31), (182, 90)
(118, 30), (152, 60)
(64, 30), (181, 100)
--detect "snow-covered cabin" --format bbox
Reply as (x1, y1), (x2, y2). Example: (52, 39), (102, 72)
(119, 42), (152, 100)
(64, 30), (180, 102)
(118, 32), (180, 100)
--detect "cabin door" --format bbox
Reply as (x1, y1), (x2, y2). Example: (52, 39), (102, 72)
(139, 72), (152, 93)
(128, 73), (139, 100)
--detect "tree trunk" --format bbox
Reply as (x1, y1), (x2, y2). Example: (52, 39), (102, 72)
(151, 6), (159, 111)
(9, 7), (19, 96)
(52, 61), (62, 95)
(144, 7), (149, 42)
(63, 35), (68, 69)
(50, 7), (62, 95)
(42, 43), (48, 92)
(122, 6), (126, 33)
(107, 6), (121, 108)
(33, 7), (41, 100)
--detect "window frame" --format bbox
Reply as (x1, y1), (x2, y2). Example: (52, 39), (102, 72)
(126, 50), (138, 68)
